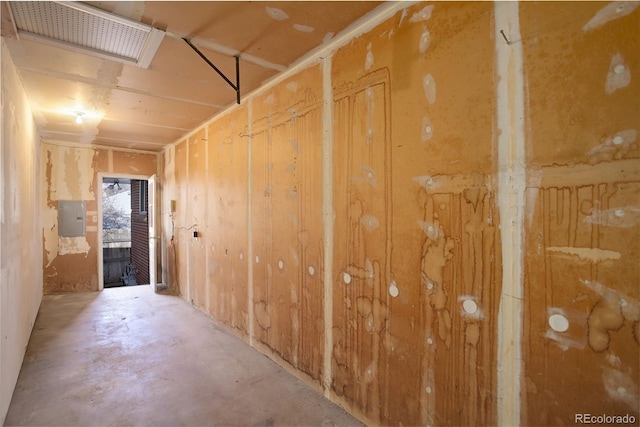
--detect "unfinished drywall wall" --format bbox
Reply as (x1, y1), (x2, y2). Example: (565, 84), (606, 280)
(331, 3), (499, 425)
(206, 107), (249, 335)
(0, 38), (43, 425)
(160, 2), (638, 426)
(521, 2), (639, 425)
(250, 65), (325, 382)
(42, 142), (158, 293)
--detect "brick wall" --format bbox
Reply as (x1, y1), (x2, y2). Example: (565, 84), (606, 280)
(131, 180), (150, 285)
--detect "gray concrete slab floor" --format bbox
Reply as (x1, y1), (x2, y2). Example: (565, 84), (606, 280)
(5, 286), (363, 427)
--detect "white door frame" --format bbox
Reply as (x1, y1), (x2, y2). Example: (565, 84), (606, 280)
(97, 172), (155, 291)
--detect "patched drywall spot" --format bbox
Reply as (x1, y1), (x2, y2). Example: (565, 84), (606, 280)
(323, 32), (335, 43)
(59, 147), (95, 200)
(388, 281), (399, 298)
(583, 1), (640, 32)
(351, 164), (377, 187)
(58, 236), (91, 255)
(602, 367), (639, 411)
(365, 87), (374, 144)
(546, 246), (621, 262)
(605, 53), (631, 95)
(413, 175), (440, 191)
(286, 82), (298, 92)
(419, 29), (431, 54)
(421, 116), (433, 141)
(587, 129), (637, 164)
(418, 220), (441, 241)
(266, 6), (288, 21)
(409, 5), (434, 22)
(584, 205), (640, 228)
(264, 94), (275, 104)
(543, 307), (588, 350)
(293, 24), (314, 33)
(459, 296), (483, 319)
(360, 214), (380, 232)
(365, 42), (374, 71)
(422, 74), (436, 104)
(548, 313), (569, 332)
(580, 280), (639, 352)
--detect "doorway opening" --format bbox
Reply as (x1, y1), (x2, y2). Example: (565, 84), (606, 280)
(101, 177), (150, 288)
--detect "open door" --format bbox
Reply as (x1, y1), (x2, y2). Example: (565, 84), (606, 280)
(148, 174), (157, 290)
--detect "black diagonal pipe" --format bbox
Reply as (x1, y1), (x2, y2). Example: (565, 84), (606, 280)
(183, 38), (240, 104)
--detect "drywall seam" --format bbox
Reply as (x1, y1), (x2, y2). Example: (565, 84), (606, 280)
(163, 1), (420, 149)
(247, 98), (255, 346)
(42, 138), (160, 155)
(495, 2), (525, 426)
(321, 55), (334, 398)
(18, 65), (224, 109)
(185, 136), (191, 304)
(107, 149), (113, 172)
(204, 125), (210, 314)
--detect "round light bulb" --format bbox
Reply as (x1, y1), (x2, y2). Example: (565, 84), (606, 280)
(75, 115), (83, 124)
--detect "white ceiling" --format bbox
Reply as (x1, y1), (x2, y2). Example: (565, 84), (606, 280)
(1, 1), (383, 152)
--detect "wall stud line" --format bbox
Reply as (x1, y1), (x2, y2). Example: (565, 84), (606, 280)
(204, 125), (210, 314)
(495, 2), (526, 426)
(321, 55), (334, 398)
(185, 135), (191, 304)
(247, 98), (255, 346)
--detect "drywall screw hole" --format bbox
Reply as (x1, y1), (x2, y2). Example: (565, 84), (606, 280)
(614, 64), (625, 74)
(308, 266), (315, 276)
(613, 135), (624, 145)
(343, 272), (352, 284)
(615, 209), (625, 217)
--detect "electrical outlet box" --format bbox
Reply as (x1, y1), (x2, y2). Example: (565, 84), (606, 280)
(58, 200), (86, 237)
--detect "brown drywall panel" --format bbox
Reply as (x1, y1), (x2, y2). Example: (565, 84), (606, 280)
(251, 65), (324, 381)
(331, 3), (498, 425)
(173, 140), (189, 297)
(110, 150), (158, 176)
(142, 2), (382, 67)
(521, 2), (640, 425)
(187, 130), (208, 311)
(523, 2), (639, 167)
(105, 90), (215, 131)
(206, 108), (249, 335)
(97, 120), (188, 150)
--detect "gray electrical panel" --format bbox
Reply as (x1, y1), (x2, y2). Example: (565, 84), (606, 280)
(58, 200), (86, 237)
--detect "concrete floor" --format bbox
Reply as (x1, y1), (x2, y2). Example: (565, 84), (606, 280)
(5, 286), (362, 427)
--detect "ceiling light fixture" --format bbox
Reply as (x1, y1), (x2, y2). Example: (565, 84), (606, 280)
(75, 112), (84, 125)
(9, 1), (165, 69)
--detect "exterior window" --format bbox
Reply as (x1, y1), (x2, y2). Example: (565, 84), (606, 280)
(140, 180), (148, 214)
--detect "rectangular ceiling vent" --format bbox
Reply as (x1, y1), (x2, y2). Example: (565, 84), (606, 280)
(9, 1), (164, 68)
